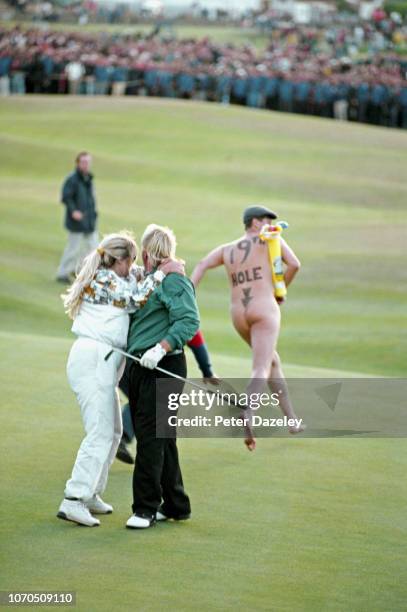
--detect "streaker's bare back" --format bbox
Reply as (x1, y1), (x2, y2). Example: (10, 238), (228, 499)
(222, 234), (277, 318)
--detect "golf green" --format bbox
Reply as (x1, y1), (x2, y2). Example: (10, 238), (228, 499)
(0, 97), (406, 611)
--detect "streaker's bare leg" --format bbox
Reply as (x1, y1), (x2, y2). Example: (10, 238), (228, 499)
(268, 351), (305, 434)
(233, 311), (281, 449)
(232, 313), (256, 449)
(232, 309), (251, 345)
(249, 318), (280, 380)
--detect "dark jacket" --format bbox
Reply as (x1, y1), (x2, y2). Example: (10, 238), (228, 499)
(61, 169), (97, 233)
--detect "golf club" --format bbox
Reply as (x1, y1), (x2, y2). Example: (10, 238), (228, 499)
(104, 346), (248, 410)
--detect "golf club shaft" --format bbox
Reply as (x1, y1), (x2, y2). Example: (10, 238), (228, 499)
(105, 346), (246, 410)
(105, 346), (220, 395)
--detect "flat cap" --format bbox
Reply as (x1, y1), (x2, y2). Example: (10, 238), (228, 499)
(243, 205), (277, 225)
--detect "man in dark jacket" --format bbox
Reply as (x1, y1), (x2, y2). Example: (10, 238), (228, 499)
(56, 151), (99, 282)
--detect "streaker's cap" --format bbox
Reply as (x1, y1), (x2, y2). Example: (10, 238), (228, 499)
(243, 205), (277, 225)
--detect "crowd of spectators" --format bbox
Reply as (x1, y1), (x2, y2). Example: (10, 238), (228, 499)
(2, 0), (128, 24)
(0, 23), (406, 128)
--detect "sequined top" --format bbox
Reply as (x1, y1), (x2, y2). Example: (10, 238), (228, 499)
(82, 267), (165, 313)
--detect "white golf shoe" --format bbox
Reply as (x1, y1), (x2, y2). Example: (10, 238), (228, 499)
(86, 495), (113, 514)
(126, 514), (156, 529)
(57, 499), (100, 527)
(156, 511), (168, 522)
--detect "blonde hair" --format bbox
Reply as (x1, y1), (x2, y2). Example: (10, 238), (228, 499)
(141, 224), (177, 268)
(62, 231), (137, 319)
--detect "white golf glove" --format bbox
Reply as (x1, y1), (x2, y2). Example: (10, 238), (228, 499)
(140, 343), (167, 370)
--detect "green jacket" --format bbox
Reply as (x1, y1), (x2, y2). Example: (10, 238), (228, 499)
(127, 273), (200, 355)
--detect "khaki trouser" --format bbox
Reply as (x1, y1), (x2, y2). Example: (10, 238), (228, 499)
(0, 76), (10, 96)
(57, 230), (99, 278)
(111, 81), (126, 96)
(68, 78), (81, 95)
(334, 100), (348, 121)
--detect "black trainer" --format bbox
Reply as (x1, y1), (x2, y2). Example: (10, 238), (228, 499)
(116, 439), (134, 465)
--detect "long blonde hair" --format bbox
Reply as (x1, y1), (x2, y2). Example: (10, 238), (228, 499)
(62, 231), (137, 319)
(141, 224), (177, 268)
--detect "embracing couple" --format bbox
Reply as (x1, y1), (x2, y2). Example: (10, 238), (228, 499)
(57, 225), (200, 529)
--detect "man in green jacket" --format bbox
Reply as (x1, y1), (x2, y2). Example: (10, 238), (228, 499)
(56, 151), (98, 282)
(126, 224), (200, 530)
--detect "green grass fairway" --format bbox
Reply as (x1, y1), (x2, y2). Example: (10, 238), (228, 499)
(0, 97), (406, 611)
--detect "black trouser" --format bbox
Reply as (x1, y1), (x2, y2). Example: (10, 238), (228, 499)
(129, 352), (191, 518)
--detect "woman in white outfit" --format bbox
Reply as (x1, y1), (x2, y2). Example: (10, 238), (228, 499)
(57, 231), (181, 527)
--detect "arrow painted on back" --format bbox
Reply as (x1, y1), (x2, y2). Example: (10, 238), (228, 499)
(241, 287), (253, 309)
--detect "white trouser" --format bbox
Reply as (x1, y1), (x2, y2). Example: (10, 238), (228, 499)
(57, 230), (99, 278)
(64, 338), (125, 501)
